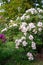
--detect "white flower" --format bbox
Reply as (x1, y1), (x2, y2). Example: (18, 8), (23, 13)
(21, 27), (27, 33)
(29, 23), (35, 29)
(29, 35), (34, 40)
(27, 52), (34, 60)
(15, 39), (20, 45)
(37, 22), (43, 27)
(19, 22), (27, 33)
(26, 8), (37, 14)
(15, 39), (22, 44)
(21, 36), (26, 41)
(26, 26), (29, 30)
(33, 29), (37, 34)
(13, 24), (17, 27)
(27, 52), (32, 57)
(28, 56), (34, 60)
(31, 41), (36, 49)
(26, 9), (30, 13)
(1, 28), (7, 32)
(8, 0), (10, 2)
(22, 41), (28, 46)
(18, 39), (22, 43)
(24, 32), (27, 36)
(25, 15), (30, 20)
(31, 10), (34, 14)
(38, 28), (42, 32)
(19, 22), (27, 30)
(37, 8), (43, 13)
(26, 23), (35, 31)
(15, 39), (22, 48)
(21, 22), (27, 26)
(21, 15), (25, 20)
(10, 20), (13, 23)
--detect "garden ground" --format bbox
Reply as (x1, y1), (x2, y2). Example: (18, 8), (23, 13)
(1, 60), (43, 65)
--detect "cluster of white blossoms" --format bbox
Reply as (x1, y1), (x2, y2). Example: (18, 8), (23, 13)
(20, 8), (43, 21)
(19, 22), (27, 36)
(26, 8), (43, 14)
(26, 8), (37, 14)
(21, 14), (30, 20)
(37, 8), (43, 13)
(1, 20), (18, 32)
(15, 8), (43, 61)
(1, 8), (43, 61)
(27, 52), (34, 60)
(15, 36), (28, 48)
(19, 22), (43, 35)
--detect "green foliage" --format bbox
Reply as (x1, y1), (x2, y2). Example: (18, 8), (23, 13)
(0, 41), (15, 63)
(2, 0), (33, 19)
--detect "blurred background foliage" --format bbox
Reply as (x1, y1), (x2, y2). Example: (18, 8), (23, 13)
(0, 0), (34, 19)
(0, 0), (43, 19)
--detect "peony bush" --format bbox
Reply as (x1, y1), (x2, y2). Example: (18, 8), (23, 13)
(1, 8), (43, 61)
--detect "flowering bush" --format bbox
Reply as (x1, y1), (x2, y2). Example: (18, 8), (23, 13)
(1, 8), (43, 61)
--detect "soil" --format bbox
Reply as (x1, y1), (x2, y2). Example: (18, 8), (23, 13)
(35, 48), (43, 60)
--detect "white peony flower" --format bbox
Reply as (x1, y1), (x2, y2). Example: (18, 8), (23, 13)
(37, 22), (43, 27)
(31, 41), (36, 49)
(15, 39), (22, 49)
(38, 28), (42, 32)
(28, 56), (34, 60)
(21, 27), (27, 33)
(33, 29), (37, 34)
(27, 52), (32, 57)
(37, 8), (43, 13)
(21, 22), (27, 26)
(31, 10), (34, 14)
(26, 8), (37, 14)
(29, 23), (35, 29)
(19, 22), (27, 33)
(29, 35), (34, 40)
(27, 52), (34, 60)
(19, 22), (27, 30)
(15, 39), (22, 44)
(22, 41), (28, 46)
(15, 39), (20, 45)
(26, 23), (35, 31)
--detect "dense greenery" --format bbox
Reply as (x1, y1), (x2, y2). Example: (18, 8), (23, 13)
(0, 0), (43, 65)
(1, 0), (32, 19)
(0, 0), (42, 19)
